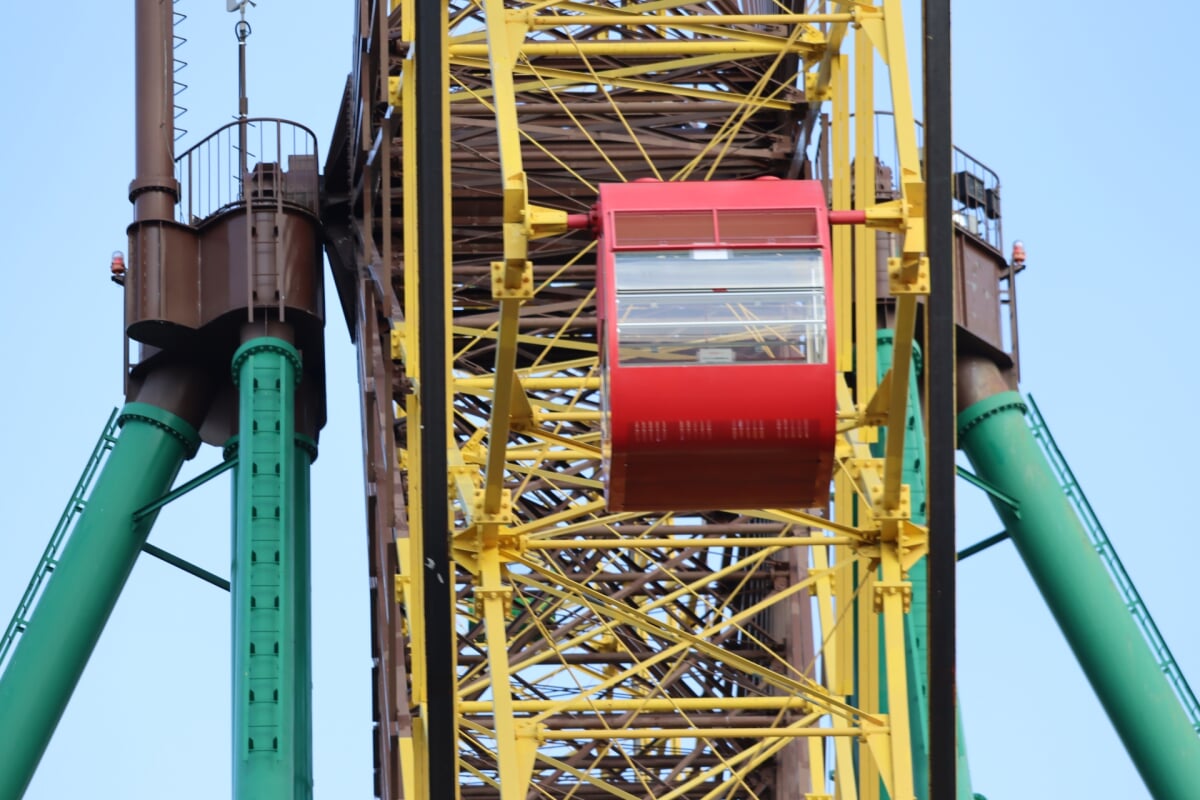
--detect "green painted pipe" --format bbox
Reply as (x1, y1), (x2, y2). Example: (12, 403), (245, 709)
(958, 390), (1200, 799)
(292, 434), (316, 795)
(874, 332), (928, 799)
(231, 337), (311, 798)
(876, 332), (976, 800)
(0, 403), (199, 799)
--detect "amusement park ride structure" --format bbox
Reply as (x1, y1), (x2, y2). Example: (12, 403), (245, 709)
(1, 1), (1199, 799)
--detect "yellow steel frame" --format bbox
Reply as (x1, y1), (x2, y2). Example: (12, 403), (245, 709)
(389, 0), (930, 797)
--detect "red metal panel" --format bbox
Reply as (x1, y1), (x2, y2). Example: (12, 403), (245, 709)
(597, 179), (836, 512)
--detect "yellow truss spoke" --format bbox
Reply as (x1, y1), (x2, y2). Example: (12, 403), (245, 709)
(520, 596), (691, 798)
(512, 559), (867, 723)
(460, 695), (821, 714)
(507, 499), (619, 537)
(671, 35), (801, 181)
(640, 547), (812, 688)
(524, 535), (850, 550)
(541, 725), (865, 741)
(448, 0), (485, 36)
(449, 41), (818, 58)
(507, 464), (604, 490)
(450, 55), (795, 110)
(502, 446), (600, 463)
(456, 376), (600, 391)
(505, 565), (769, 799)
(506, 428), (603, 461)
(531, 242), (598, 296)
(519, 60), (631, 182)
(461, 543), (746, 698)
(387, 0), (934, 793)
(562, 30), (662, 180)
(636, 722), (810, 800)
(742, 508), (876, 541)
(651, 548), (819, 686)
(448, 77), (602, 194)
(524, 396), (599, 417)
(452, 327), (598, 356)
(530, 750), (643, 800)
(523, 12), (839, 41)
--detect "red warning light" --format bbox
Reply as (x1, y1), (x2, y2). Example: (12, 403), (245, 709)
(110, 251), (126, 276)
(1010, 240), (1026, 267)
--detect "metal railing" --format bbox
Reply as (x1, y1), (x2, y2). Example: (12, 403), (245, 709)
(173, 117), (320, 225)
(1026, 394), (1200, 733)
(949, 142), (1002, 251)
(827, 111), (1005, 252)
(0, 409), (121, 676)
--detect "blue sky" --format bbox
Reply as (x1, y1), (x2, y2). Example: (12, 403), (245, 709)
(0, 2), (1196, 798)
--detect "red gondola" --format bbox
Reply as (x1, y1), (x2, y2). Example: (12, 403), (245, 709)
(595, 178), (836, 511)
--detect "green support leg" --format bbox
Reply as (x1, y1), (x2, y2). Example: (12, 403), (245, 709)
(958, 391), (1200, 800)
(875, 332), (975, 800)
(0, 403), (200, 799)
(231, 338), (312, 799)
(293, 435), (316, 793)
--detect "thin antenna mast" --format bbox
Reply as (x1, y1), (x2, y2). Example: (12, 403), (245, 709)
(230, 1), (255, 187)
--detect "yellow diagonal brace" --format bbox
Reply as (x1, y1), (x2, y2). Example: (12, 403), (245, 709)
(449, 328), (596, 355)
(512, 563), (865, 722)
(524, 12), (851, 28)
(396, 35), (429, 800)
(477, 546), (528, 800)
(879, 542), (915, 799)
(449, 55), (795, 110)
(458, 547), (783, 697)
(524, 535), (851, 550)
(737, 509), (868, 540)
(831, 53), (852, 375)
(653, 728), (807, 800)
(810, 546), (840, 691)
(808, 14), (850, 115)
(835, 376), (885, 516)
(881, 294), (919, 517)
(530, 750), (642, 800)
(862, 715), (894, 796)
(857, 5), (888, 62)
(478, 0), (536, 516)
(450, 40), (819, 57)
(460, 695), (819, 714)
(541, 726), (862, 740)
(523, 9), (829, 49)
(880, 0), (927, 266)
(854, 26), (878, 434)
(456, 376), (601, 391)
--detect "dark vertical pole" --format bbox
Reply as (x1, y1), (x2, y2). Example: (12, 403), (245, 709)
(415, 0), (456, 794)
(923, 0), (956, 797)
(237, 25), (249, 182)
(131, 0), (176, 223)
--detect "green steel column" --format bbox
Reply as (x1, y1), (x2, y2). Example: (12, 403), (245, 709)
(231, 338), (312, 799)
(873, 332), (928, 799)
(875, 332), (975, 800)
(0, 403), (199, 799)
(293, 434), (316, 790)
(958, 391), (1200, 800)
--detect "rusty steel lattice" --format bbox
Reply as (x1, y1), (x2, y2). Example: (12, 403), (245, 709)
(323, 1), (932, 798)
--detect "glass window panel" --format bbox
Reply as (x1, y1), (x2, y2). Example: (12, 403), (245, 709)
(610, 247), (828, 366)
(612, 210), (716, 247)
(615, 249), (823, 292)
(615, 290), (827, 366)
(717, 208), (819, 244)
